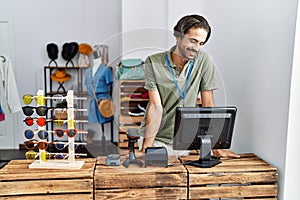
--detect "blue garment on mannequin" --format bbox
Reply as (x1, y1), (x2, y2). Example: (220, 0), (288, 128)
(84, 63), (113, 123)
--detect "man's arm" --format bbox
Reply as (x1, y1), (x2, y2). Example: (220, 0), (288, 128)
(200, 90), (215, 107)
(141, 90), (163, 152)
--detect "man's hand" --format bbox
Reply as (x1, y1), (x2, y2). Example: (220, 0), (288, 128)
(212, 149), (240, 158)
(134, 150), (145, 159)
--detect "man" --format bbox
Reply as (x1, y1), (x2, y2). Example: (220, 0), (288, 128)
(138, 14), (239, 158)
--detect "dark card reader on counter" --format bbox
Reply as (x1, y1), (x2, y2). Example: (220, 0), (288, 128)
(145, 146), (168, 167)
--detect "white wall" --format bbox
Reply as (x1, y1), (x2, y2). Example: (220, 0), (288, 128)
(121, 0), (169, 60)
(284, 1), (300, 198)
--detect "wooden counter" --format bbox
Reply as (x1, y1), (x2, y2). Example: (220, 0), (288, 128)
(0, 154), (278, 199)
(94, 155), (187, 200)
(0, 158), (96, 200)
(179, 153), (278, 199)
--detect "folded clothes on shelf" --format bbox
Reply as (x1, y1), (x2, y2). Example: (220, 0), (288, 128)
(128, 102), (148, 116)
(128, 91), (149, 100)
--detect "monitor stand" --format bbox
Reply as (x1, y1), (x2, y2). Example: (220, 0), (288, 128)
(184, 135), (221, 168)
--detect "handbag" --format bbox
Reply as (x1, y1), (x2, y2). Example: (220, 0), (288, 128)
(97, 98), (116, 118)
(115, 58), (145, 80)
(89, 74), (115, 118)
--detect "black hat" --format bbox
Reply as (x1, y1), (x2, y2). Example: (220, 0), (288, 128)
(46, 43), (59, 66)
(62, 42), (79, 66)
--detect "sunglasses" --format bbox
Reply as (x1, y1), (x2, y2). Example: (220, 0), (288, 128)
(22, 106), (53, 116)
(51, 153), (86, 160)
(52, 152), (87, 159)
(22, 94), (66, 105)
(24, 129), (49, 140)
(24, 139), (52, 150)
(51, 94), (65, 105)
(25, 150), (87, 160)
(23, 117), (48, 126)
(54, 129), (77, 138)
(25, 150), (50, 161)
(53, 128), (88, 138)
(22, 94), (47, 106)
(54, 141), (87, 151)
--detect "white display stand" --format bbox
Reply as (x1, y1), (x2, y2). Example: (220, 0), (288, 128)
(28, 90), (87, 170)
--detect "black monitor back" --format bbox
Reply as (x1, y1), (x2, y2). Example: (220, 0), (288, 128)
(173, 106), (237, 151)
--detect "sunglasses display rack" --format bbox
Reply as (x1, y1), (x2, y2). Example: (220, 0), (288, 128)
(23, 90), (88, 170)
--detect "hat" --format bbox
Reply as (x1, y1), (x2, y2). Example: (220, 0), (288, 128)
(46, 43), (59, 60)
(79, 43), (93, 55)
(62, 42), (79, 61)
(50, 69), (71, 82)
(46, 43), (59, 66)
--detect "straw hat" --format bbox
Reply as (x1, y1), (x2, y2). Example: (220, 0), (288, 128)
(50, 69), (71, 82)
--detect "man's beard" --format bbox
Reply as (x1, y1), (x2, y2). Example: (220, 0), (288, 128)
(178, 45), (198, 61)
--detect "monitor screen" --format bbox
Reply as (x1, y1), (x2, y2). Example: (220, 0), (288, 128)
(173, 106), (237, 151)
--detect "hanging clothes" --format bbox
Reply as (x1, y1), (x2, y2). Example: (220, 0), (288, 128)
(0, 54), (21, 114)
(84, 63), (113, 124)
(0, 104), (5, 121)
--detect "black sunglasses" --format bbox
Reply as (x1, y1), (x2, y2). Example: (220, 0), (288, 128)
(22, 106), (53, 116)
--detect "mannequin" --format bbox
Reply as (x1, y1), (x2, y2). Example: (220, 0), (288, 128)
(92, 57), (102, 76)
(92, 45), (103, 76)
(84, 45), (114, 153)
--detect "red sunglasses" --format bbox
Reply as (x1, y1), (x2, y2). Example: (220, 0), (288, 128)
(23, 117), (47, 126)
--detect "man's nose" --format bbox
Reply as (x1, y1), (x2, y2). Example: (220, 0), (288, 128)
(191, 43), (201, 52)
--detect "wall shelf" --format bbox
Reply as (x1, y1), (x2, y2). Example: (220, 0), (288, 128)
(118, 80), (147, 149)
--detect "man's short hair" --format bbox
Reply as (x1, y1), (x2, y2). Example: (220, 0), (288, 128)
(173, 14), (211, 44)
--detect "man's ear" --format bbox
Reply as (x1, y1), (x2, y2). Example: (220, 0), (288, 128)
(175, 36), (181, 43)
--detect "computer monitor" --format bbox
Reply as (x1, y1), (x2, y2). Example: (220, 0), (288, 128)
(173, 106), (237, 168)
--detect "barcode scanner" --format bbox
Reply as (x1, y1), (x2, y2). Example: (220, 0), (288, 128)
(122, 129), (143, 168)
